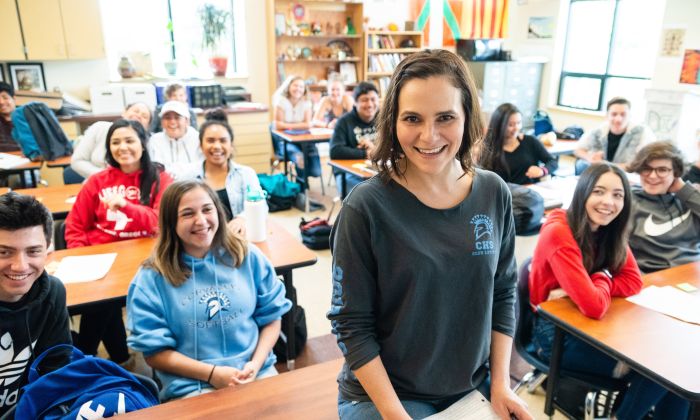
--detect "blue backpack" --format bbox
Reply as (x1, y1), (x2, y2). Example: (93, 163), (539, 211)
(15, 345), (158, 419)
(533, 110), (555, 136)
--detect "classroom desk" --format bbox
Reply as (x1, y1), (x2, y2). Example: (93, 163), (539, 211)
(271, 129), (332, 177)
(0, 151), (43, 188)
(14, 183), (82, 218)
(545, 139), (578, 157)
(538, 262), (700, 418)
(55, 219), (317, 368)
(328, 159), (376, 198)
(122, 358), (343, 419)
(45, 155), (72, 168)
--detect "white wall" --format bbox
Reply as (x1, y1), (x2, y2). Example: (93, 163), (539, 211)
(35, 0), (270, 105)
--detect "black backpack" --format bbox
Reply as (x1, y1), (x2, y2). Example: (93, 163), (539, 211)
(508, 183), (545, 235)
(273, 289), (308, 362)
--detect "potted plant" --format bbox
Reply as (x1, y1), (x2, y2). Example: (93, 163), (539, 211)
(199, 4), (231, 77)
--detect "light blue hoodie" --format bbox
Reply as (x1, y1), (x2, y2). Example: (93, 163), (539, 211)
(126, 244), (291, 400)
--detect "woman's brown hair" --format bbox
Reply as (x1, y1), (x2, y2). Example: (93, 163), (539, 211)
(372, 49), (483, 180)
(144, 180), (247, 287)
(627, 141), (684, 178)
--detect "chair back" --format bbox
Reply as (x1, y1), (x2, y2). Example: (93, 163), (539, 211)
(514, 257), (549, 372)
(54, 219), (67, 251)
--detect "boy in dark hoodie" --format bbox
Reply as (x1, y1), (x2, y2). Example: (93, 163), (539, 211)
(0, 192), (71, 417)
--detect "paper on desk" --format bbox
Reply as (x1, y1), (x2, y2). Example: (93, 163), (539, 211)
(528, 177), (578, 210)
(65, 196), (77, 204)
(0, 153), (29, 169)
(425, 390), (499, 420)
(626, 285), (700, 325)
(53, 253), (117, 283)
(309, 127), (334, 136)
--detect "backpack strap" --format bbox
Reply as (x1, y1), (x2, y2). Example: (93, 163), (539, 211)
(28, 344), (84, 382)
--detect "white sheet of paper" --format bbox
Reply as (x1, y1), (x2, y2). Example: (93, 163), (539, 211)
(425, 390), (499, 420)
(309, 127), (334, 136)
(65, 196), (77, 204)
(0, 153), (29, 169)
(527, 176), (578, 210)
(626, 285), (700, 325)
(53, 253), (117, 284)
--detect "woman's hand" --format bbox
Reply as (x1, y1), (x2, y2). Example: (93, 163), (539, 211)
(100, 194), (127, 211)
(525, 166), (545, 179)
(490, 383), (533, 420)
(208, 365), (240, 389)
(230, 361), (261, 385)
(328, 118), (338, 129)
(589, 150), (605, 162)
(227, 217), (246, 237)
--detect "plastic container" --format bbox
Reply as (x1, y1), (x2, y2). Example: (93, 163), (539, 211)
(244, 187), (268, 242)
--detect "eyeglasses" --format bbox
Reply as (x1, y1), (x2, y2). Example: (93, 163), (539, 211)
(640, 166), (673, 177)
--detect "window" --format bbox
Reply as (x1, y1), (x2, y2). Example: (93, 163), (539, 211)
(557, 0), (664, 112)
(100, 0), (247, 80)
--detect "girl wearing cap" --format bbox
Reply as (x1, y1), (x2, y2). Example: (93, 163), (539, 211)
(148, 100), (202, 175)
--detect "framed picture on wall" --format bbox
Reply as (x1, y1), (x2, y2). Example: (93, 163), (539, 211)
(0, 64), (4, 82)
(8, 62), (46, 92)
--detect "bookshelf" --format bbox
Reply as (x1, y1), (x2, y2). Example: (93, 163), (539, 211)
(270, 0), (364, 89)
(364, 31), (423, 97)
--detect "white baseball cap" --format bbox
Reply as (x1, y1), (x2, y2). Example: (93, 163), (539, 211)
(159, 100), (189, 119)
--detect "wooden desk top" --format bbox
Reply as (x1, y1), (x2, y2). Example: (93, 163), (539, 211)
(1, 151), (42, 171)
(272, 129), (333, 143)
(59, 219), (316, 309)
(328, 159), (376, 179)
(14, 184), (82, 216)
(539, 261), (700, 401)
(122, 358), (343, 419)
(45, 155), (72, 168)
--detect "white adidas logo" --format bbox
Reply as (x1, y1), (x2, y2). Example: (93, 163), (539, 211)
(0, 332), (35, 408)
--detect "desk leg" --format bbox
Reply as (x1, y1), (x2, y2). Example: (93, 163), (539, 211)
(282, 270), (296, 371)
(30, 169), (38, 188)
(283, 141), (289, 176)
(341, 174), (347, 199)
(544, 326), (564, 416)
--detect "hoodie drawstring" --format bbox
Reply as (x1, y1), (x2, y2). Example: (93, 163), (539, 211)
(211, 253), (228, 356)
(190, 255), (202, 393)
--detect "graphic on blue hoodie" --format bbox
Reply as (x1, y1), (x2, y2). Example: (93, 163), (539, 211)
(126, 244), (291, 400)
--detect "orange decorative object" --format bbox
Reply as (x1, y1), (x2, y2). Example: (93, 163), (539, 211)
(209, 56), (228, 77)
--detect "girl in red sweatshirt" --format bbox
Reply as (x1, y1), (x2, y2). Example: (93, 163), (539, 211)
(66, 119), (173, 367)
(529, 162), (688, 419)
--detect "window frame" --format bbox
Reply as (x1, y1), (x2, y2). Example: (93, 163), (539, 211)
(557, 0), (651, 112)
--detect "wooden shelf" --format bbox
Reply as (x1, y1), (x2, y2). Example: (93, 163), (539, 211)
(276, 57), (360, 63)
(277, 34), (362, 39)
(367, 30), (423, 36)
(367, 48), (423, 54)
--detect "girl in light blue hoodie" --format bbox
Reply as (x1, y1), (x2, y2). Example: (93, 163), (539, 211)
(126, 180), (291, 401)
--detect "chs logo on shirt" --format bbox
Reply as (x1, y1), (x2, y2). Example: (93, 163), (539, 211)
(470, 214), (496, 256)
(200, 291), (231, 320)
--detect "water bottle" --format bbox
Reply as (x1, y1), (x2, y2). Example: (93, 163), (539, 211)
(244, 186), (268, 242)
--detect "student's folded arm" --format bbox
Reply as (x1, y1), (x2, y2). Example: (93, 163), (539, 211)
(120, 172), (174, 234)
(547, 246), (614, 319)
(64, 182), (98, 248)
(675, 182), (700, 219)
(327, 203), (381, 371)
(610, 247), (643, 297)
(249, 245), (292, 327)
(533, 139), (558, 175)
(493, 187), (517, 337)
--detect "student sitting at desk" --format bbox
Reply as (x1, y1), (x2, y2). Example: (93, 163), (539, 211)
(66, 119), (173, 368)
(181, 109), (262, 236)
(148, 101), (202, 175)
(329, 81), (380, 196)
(70, 102), (153, 180)
(312, 78), (354, 129)
(0, 82), (21, 153)
(0, 192), (71, 418)
(328, 50), (532, 420)
(573, 97), (655, 175)
(150, 82), (198, 133)
(272, 76), (320, 179)
(126, 180), (291, 400)
(627, 142), (700, 273)
(479, 103), (557, 184)
(529, 162), (689, 419)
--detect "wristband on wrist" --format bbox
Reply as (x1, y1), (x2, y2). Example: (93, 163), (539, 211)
(207, 365), (217, 384)
(541, 166), (548, 176)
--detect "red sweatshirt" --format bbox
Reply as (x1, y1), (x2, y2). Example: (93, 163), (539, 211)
(65, 166), (173, 248)
(529, 209), (643, 319)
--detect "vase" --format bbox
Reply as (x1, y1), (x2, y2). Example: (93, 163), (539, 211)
(164, 60), (178, 76)
(209, 56), (228, 77)
(118, 56), (135, 78)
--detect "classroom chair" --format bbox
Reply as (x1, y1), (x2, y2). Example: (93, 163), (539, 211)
(513, 257), (627, 420)
(53, 219), (67, 251)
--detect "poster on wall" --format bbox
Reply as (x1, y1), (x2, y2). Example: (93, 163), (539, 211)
(660, 28), (685, 56)
(679, 49), (700, 85)
(527, 17), (554, 39)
